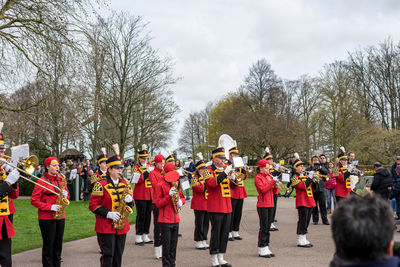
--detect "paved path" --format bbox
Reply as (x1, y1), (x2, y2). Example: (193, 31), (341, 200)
(12, 197), (397, 266)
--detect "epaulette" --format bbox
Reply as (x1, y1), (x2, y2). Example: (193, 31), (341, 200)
(90, 174), (99, 184)
(91, 182), (103, 196)
(203, 169), (213, 179)
(132, 166), (140, 173)
(291, 175), (300, 186)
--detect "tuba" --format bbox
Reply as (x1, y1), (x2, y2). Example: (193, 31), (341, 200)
(53, 173), (70, 220)
(113, 182), (133, 230)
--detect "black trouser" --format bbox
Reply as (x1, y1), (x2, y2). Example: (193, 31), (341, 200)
(39, 219), (65, 267)
(336, 196), (344, 204)
(230, 198), (243, 232)
(153, 204), (162, 247)
(272, 194), (278, 222)
(209, 212), (231, 255)
(0, 214), (13, 267)
(296, 207), (312, 235)
(160, 223), (179, 267)
(194, 210), (209, 241)
(135, 200), (152, 235)
(312, 191), (328, 223)
(97, 233), (127, 267)
(257, 207), (273, 247)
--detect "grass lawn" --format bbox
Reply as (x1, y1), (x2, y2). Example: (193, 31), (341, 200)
(244, 176), (294, 197)
(12, 199), (136, 254)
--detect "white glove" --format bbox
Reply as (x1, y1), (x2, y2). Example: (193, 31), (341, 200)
(1, 163), (14, 173)
(0, 157), (7, 164)
(169, 187), (177, 196)
(177, 199), (183, 207)
(4, 169), (20, 184)
(272, 176), (278, 181)
(275, 164), (280, 169)
(308, 171), (315, 178)
(148, 167), (154, 172)
(107, 211), (121, 221)
(224, 165), (233, 175)
(62, 190), (68, 198)
(51, 204), (60, 211)
(229, 173), (237, 181)
(124, 194), (133, 203)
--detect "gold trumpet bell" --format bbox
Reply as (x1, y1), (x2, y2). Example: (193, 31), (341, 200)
(21, 155), (39, 175)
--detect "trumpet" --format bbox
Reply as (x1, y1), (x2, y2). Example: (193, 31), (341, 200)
(274, 164), (291, 174)
(350, 167), (364, 177)
(1, 155), (62, 195)
(305, 171), (329, 181)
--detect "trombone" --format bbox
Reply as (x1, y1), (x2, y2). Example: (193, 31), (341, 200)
(1, 155), (62, 195)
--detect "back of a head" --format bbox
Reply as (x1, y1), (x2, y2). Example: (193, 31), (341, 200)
(331, 194), (395, 262)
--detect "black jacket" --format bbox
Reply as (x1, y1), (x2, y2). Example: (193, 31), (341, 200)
(371, 168), (392, 199)
(306, 163), (328, 192)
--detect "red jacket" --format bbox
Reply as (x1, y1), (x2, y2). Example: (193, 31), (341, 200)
(133, 164), (152, 200)
(31, 173), (70, 220)
(254, 172), (275, 208)
(292, 174), (316, 208)
(0, 168), (19, 239)
(335, 167), (351, 198)
(191, 175), (207, 211)
(326, 173), (337, 190)
(204, 165), (236, 213)
(89, 176), (133, 234)
(269, 167), (281, 195)
(149, 168), (163, 204)
(153, 178), (185, 223)
(230, 168), (248, 199)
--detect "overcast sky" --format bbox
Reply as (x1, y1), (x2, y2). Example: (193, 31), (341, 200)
(109, 0), (400, 154)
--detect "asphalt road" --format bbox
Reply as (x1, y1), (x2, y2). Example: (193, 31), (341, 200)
(13, 196), (396, 267)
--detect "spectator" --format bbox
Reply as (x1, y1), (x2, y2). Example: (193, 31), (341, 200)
(330, 194), (399, 266)
(325, 160), (337, 214)
(371, 162), (392, 200)
(185, 157), (196, 200)
(391, 156), (400, 219)
(81, 159), (91, 193)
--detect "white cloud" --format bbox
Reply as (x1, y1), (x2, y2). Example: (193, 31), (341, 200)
(109, 0), (400, 153)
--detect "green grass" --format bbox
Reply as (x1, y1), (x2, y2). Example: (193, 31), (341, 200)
(244, 176), (294, 196)
(12, 199), (136, 254)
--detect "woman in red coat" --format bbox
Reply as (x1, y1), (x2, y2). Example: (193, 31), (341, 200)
(255, 159), (276, 258)
(190, 154), (209, 250)
(31, 157), (70, 267)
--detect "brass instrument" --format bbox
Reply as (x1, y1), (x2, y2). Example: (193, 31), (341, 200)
(183, 169), (195, 176)
(1, 155), (61, 195)
(332, 159), (340, 176)
(350, 167), (364, 177)
(53, 173), (70, 220)
(112, 184), (133, 230)
(305, 171), (329, 182)
(171, 181), (181, 214)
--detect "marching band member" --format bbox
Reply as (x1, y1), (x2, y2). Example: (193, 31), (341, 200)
(165, 153), (175, 164)
(335, 147), (351, 203)
(88, 148), (108, 193)
(204, 147), (238, 267)
(228, 146), (247, 241)
(31, 157), (70, 267)
(306, 155), (329, 225)
(132, 144), (154, 246)
(153, 163), (185, 267)
(0, 125), (21, 267)
(89, 148), (133, 267)
(149, 154), (165, 259)
(190, 153), (209, 250)
(290, 153), (316, 248)
(263, 147), (280, 231)
(255, 159), (277, 258)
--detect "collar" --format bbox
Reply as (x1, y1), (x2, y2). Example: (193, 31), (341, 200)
(45, 173), (58, 180)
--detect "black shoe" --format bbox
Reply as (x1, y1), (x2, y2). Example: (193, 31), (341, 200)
(233, 236), (242, 240)
(270, 227), (279, 231)
(259, 254), (272, 258)
(297, 244), (313, 248)
(228, 237), (234, 241)
(221, 264), (232, 267)
(323, 221), (330, 225)
(135, 242), (144, 246)
(178, 233), (182, 237)
(270, 253), (275, 257)
(274, 219), (277, 222)
(144, 240), (154, 244)
(313, 222), (318, 225)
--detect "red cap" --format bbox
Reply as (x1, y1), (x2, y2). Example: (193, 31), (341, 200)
(258, 159), (269, 168)
(164, 163), (175, 173)
(154, 154), (165, 163)
(165, 171), (180, 183)
(44, 157), (59, 167)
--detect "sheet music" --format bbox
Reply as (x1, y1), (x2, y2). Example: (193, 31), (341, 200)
(281, 173), (290, 182)
(11, 144), (29, 165)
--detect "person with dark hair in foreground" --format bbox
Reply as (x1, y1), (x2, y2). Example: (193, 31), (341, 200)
(330, 194), (399, 267)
